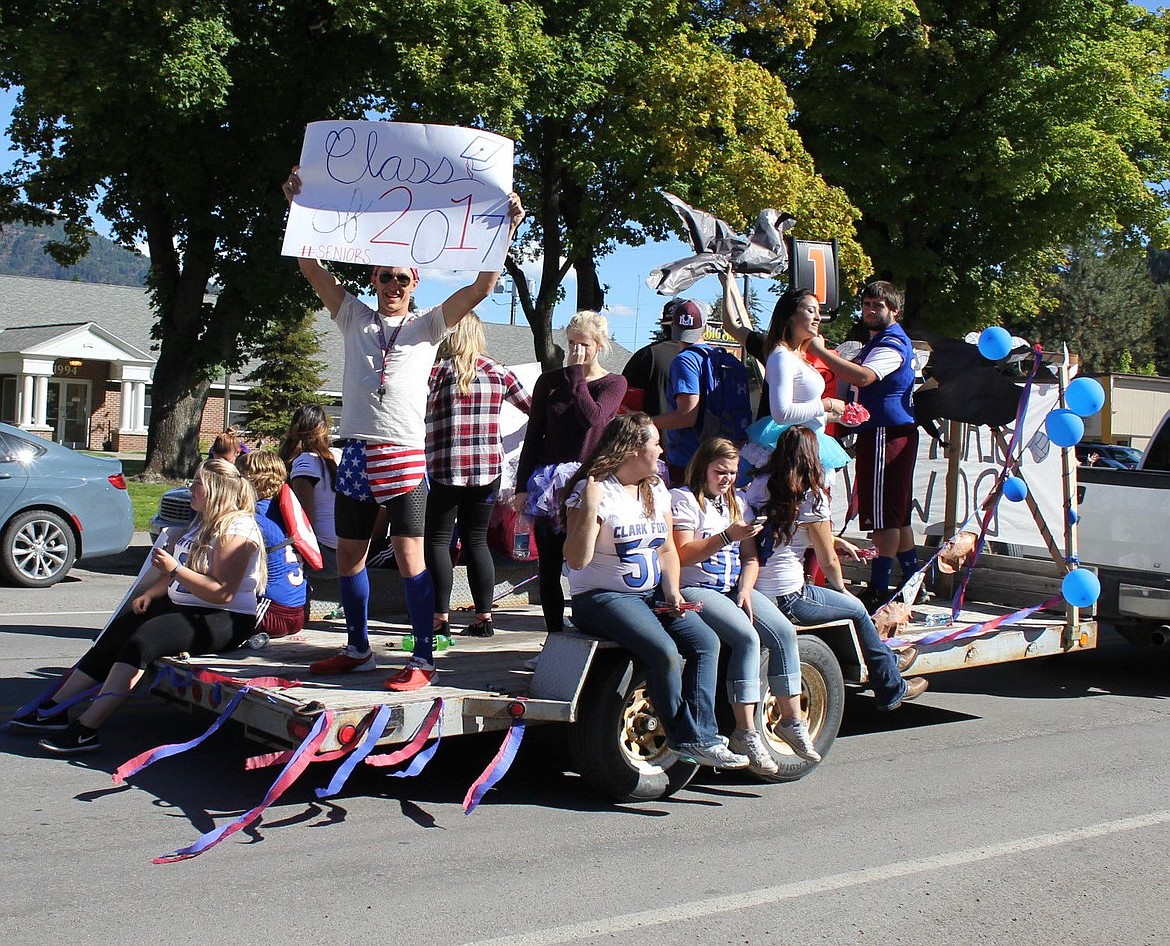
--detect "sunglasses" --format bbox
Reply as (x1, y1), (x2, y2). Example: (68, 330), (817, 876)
(377, 272), (412, 287)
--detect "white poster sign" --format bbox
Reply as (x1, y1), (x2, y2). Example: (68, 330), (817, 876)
(282, 121), (515, 271)
(831, 383), (1069, 551)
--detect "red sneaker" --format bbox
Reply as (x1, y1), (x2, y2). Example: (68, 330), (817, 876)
(383, 657), (436, 692)
(309, 646), (376, 675)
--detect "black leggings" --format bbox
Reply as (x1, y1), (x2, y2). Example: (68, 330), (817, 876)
(534, 515), (567, 634)
(76, 598), (255, 680)
(424, 478), (499, 614)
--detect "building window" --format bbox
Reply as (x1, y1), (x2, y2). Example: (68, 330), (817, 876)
(143, 388), (152, 429)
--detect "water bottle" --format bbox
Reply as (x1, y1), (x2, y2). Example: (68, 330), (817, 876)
(923, 613), (952, 627)
(401, 633), (453, 653)
(245, 631), (270, 650)
(513, 514), (532, 560)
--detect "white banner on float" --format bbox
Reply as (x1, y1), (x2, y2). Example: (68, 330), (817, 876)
(831, 382), (1068, 549)
(282, 121), (515, 271)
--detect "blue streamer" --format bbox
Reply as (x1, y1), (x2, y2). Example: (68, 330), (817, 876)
(315, 705), (393, 799)
(463, 720), (526, 815)
(388, 714), (443, 778)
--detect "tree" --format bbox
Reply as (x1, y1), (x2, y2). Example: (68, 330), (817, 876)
(392, 0), (874, 369)
(0, 1), (375, 476)
(772, 0), (1170, 333)
(1012, 241), (1166, 376)
(240, 306), (329, 444)
(0, 0), (529, 478)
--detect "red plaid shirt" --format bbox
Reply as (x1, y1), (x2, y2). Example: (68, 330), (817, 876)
(426, 355), (532, 486)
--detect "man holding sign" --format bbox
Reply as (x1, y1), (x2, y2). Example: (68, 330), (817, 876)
(282, 153), (524, 692)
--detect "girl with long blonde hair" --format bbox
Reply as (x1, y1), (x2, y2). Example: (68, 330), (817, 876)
(12, 459), (266, 755)
(425, 311), (532, 637)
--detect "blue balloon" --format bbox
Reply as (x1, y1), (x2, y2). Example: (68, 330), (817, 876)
(1002, 476), (1028, 502)
(977, 326), (1013, 361)
(1067, 508), (1080, 525)
(1045, 408), (1084, 448)
(1065, 377), (1105, 418)
(1062, 569), (1100, 608)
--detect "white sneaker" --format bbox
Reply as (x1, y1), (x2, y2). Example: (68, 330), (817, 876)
(775, 719), (822, 763)
(676, 742), (750, 769)
(728, 729), (780, 775)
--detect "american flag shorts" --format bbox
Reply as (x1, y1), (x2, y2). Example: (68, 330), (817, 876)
(335, 439), (426, 504)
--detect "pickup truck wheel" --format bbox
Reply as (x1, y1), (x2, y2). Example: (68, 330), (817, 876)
(753, 635), (844, 782)
(568, 655), (699, 802)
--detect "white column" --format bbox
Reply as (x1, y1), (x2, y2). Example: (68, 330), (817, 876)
(120, 380), (133, 431)
(33, 375), (49, 427)
(19, 374), (34, 427)
(132, 382), (147, 431)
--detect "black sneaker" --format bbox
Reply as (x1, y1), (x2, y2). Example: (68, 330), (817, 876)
(463, 618), (494, 638)
(8, 706), (70, 734)
(38, 722), (101, 755)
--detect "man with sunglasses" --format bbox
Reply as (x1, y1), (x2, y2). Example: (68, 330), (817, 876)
(283, 166), (525, 690)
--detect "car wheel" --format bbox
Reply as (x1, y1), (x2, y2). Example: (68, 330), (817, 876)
(0, 509), (78, 587)
(753, 635), (845, 782)
(568, 654), (699, 802)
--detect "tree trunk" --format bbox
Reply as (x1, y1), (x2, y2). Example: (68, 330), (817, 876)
(572, 250), (605, 313)
(140, 219), (225, 480)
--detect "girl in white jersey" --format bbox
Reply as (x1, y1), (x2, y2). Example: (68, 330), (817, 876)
(564, 414), (748, 770)
(747, 427), (928, 712)
(672, 438), (822, 774)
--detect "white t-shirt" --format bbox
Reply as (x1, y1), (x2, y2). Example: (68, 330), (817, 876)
(566, 477), (672, 596)
(168, 513), (264, 615)
(767, 346), (826, 432)
(742, 475), (829, 597)
(289, 451), (338, 549)
(334, 292), (449, 446)
(670, 487), (742, 593)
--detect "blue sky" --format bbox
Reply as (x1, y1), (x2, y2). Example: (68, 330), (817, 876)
(2, 0), (1164, 351)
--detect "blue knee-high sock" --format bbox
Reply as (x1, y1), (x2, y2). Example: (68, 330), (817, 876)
(339, 570), (370, 653)
(896, 549), (919, 581)
(402, 570), (436, 664)
(870, 556), (895, 594)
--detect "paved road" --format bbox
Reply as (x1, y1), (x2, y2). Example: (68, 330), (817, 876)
(1, 540), (1167, 945)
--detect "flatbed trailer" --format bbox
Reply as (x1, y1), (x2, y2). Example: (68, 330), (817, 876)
(150, 544), (1095, 805)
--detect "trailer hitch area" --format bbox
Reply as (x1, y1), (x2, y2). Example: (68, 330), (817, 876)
(293, 700), (327, 718)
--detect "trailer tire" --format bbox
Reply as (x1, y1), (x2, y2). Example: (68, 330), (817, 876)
(753, 635), (845, 782)
(568, 655), (698, 802)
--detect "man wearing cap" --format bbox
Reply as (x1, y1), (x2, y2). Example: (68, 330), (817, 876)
(283, 165), (525, 690)
(809, 280), (918, 609)
(652, 299), (710, 483)
(620, 300), (687, 416)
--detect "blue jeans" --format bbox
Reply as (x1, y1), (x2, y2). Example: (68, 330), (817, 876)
(776, 584), (906, 709)
(681, 586), (763, 705)
(572, 588), (721, 747)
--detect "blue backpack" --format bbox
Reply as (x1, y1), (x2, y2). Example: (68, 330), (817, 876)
(696, 345), (753, 444)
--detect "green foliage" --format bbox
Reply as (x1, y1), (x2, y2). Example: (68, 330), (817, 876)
(382, 0), (873, 368)
(778, 0), (1170, 333)
(1009, 241), (1169, 375)
(240, 306), (329, 443)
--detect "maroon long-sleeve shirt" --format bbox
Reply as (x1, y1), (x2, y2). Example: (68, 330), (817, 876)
(515, 364), (628, 488)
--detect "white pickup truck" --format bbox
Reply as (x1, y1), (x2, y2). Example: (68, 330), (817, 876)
(1076, 409), (1170, 646)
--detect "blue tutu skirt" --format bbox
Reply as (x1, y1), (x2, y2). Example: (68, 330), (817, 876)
(743, 418), (851, 471)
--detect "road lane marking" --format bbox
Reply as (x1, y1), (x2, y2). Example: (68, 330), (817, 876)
(461, 809), (1170, 946)
(0, 611), (107, 618)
